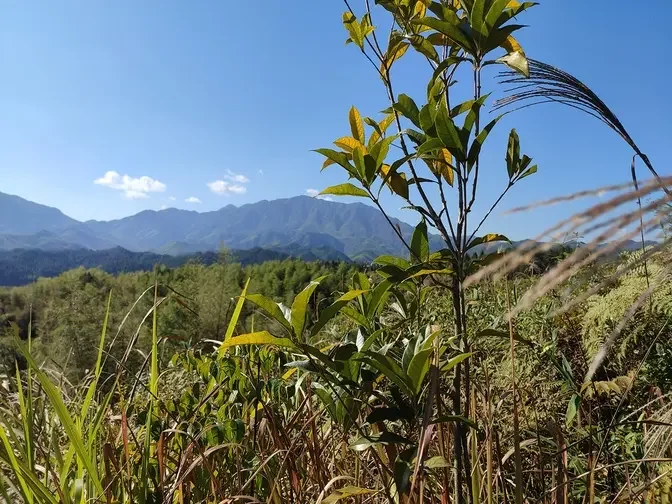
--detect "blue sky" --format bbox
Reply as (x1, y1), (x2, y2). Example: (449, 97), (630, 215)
(0, 1), (670, 240)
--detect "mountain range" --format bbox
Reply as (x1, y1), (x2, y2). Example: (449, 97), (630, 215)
(0, 191), (440, 262)
(0, 191), (656, 269)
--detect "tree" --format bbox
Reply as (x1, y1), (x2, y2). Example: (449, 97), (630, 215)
(315, 1), (539, 501)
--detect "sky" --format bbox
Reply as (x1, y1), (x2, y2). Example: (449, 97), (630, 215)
(0, 1), (670, 240)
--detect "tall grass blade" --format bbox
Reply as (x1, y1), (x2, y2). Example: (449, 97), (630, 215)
(224, 278), (250, 343)
(14, 340), (105, 496)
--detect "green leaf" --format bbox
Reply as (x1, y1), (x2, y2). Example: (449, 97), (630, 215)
(369, 135), (397, 168)
(436, 97), (464, 160)
(320, 183), (370, 198)
(419, 103), (437, 136)
(427, 57), (466, 101)
(374, 255), (411, 270)
(484, 24), (526, 55)
(485, 0), (513, 29)
(407, 348), (433, 395)
(314, 148), (356, 174)
(291, 277), (327, 339)
(0, 422), (58, 504)
(411, 220), (430, 262)
(476, 328), (536, 348)
(413, 16), (475, 53)
(311, 289), (368, 336)
(405, 268), (452, 281)
(461, 94), (491, 141)
(506, 128), (520, 178)
(350, 432), (413, 451)
(349, 105), (366, 143)
(517, 164), (537, 180)
(431, 415), (478, 430)
(466, 233), (510, 252)
(352, 146), (366, 180)
(440, 352), (472, 373)
(219, 331), (297, 351)
(341, 305), (371, 330)
(492, 2), (538, 30)
(417, 138), (445, 157)
(467, 114), (503, 170)
(394, 448), (415, 496)
(410, 34), (439, 63)
(566, 394), (580, 427)
(366, 279), (393, 318)
(394, 94), (421, 128)
(245, 293), (294, 334)
(363, 154), (378, 184)
(362, 351), (414, 398)
(470, 0), (488, 42)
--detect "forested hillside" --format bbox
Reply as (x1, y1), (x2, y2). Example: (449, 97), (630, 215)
(0, 246), (351, 286)
(0, 258), (359, 380)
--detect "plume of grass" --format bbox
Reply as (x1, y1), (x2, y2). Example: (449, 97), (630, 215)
(495, 59), (670, 197)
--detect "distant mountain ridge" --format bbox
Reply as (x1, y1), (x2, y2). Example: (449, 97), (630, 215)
(0, 191), (658, 263)
(0, 191), (435, 261)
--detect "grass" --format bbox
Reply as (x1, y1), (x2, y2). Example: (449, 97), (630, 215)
(1, 194), (672, 502)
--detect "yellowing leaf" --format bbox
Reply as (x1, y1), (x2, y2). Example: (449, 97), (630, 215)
(429, 148), (455, 186)
(506, 0), (521, 7)
(501, 34), (523, 54)
(438, 147), (453, 165)
(427, 33), (452, 46)
(320, 182), (370, 198)
(322, 486), (376, 503)
(219, 331), (297, 351)
(282, 367), (298, 380)
(349, 106), (366, 143)
(381, 41), (409, 73)
(412, 1), (427, 18)
(322, 158), (336, 169)
(334, 136), (366, 153)
(343, 12), (363, 48)
(368, 114), (395, 147)
(379, 164), (409, 199)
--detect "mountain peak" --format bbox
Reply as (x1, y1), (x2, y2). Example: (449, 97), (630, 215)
(0, 191), (79, 235)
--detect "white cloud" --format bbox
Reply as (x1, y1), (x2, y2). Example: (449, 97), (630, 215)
(160, 205), (169, 210)
(257, 169), (264, 175)
(185, 196), (202, 204)
(208, 180), (247, 195)
(94, 171), (166, 199)
(168, 196), (176, 201)
(224, 170), (250, 184)
(305, 188), (333, 201)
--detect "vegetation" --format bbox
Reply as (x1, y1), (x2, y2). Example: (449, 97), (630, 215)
(0, 1), (671, 503)
(0, 246), (350, 287)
